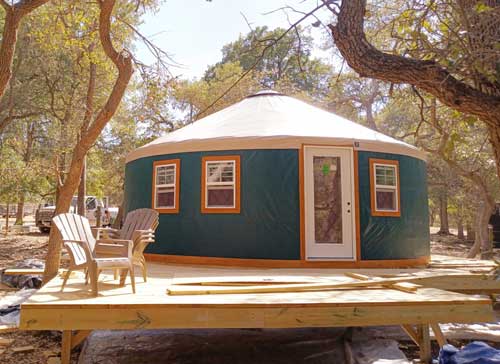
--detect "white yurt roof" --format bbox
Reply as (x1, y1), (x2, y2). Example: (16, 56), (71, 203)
(126, 90), (425, 163)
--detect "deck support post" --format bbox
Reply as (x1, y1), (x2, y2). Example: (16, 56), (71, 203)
(61, 330), (72, 364)
(61, 330), (92, 364)
(417, 324), (431, 363)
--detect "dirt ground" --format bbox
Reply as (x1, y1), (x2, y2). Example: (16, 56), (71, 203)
(0, 232), (48, 269)
(0, 231), (498, 364)
(431, 233), (500, 260)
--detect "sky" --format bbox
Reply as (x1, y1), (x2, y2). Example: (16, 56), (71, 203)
(137, 0), (333, 80)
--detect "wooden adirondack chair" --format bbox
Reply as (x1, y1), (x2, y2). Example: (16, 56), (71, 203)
(94, 208), (159, 282)
(52, 213), (136, 297)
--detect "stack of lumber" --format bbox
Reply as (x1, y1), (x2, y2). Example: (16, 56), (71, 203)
(167, 272), (452, 296)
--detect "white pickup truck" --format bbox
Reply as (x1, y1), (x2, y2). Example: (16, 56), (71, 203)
(35, 196), (119, 233)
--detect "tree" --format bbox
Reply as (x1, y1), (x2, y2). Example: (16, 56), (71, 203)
(205, 26), (332, 97)
(378, 85), (499, 257)
(324, 73), (386, 129)
(327, 0), (500, 180)
(416, 101), (499, 257)
(42, 0), (134, 281)
(0, 0), (49, 100)
(174, 62), (262, 121)
(175, 26), (334, 121)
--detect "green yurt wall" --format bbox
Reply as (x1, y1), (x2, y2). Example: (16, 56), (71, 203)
(124, 149), (429, 261)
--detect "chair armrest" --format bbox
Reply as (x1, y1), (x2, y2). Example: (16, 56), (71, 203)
(92, 227), (119, 239)
(96, 239), (133, 258)
(62, 239), (87, 244)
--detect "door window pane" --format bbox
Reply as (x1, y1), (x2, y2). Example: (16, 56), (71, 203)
(313, 156), (342, 244)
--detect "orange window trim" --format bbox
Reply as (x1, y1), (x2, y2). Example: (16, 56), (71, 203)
(201, 155), (241, 214)
(152, 159), (180, 214)
(369, 158), (401, 217)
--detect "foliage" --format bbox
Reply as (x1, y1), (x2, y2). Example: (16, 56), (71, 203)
(205, 26), (333, 96)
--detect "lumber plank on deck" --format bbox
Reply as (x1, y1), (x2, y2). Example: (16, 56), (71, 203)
(166, 275), (445, 295)
(3, 268), (44, 275)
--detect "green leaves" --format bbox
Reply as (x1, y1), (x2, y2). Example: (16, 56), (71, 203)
(474, 3), (492, 13)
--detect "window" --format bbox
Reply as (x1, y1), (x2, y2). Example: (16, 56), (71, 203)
(369, 159), (400, 217)
(152, 159), (180, 213)
(201, 155), (240, 213)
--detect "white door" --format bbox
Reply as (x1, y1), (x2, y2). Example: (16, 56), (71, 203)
(304, 146), (356, 260)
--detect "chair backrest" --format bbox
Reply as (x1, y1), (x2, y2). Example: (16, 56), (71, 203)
(132, 229), (156, 259)
(119, 208), (159, 240)
(52, 213), (96, 266)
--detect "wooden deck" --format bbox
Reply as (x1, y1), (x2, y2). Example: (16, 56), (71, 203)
(19, 257), (498, 363)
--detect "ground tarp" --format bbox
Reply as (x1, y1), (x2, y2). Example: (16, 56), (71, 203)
(439, 342), (500, 364)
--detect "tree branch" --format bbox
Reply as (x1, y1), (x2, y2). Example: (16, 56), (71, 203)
(329, 0), (500, 124)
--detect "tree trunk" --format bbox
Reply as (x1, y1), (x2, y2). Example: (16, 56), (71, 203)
(438, 192), (449, 235)
(95, 205), (102, 228)
(364, 101), (378, 131)
(480, 203), (495, 259)
(0, 0), (50, 101)
(0, 9), (21, 101)
(112, 199), (124, 229)
(77, 157), (86, 216)
(4, 202), (9, 235)
(44, 157), (86, 280)
(467, 201), (495, 258)
(487, 123), (500, 181)
(457, 218), (465, 240)
(14, 196), (24, 225)
(466, 223), (475, 241)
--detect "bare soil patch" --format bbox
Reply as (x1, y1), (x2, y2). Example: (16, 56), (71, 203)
(0, 233), (49, 269)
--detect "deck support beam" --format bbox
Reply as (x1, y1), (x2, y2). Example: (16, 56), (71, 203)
(61, 329), (92, 364)
(401, 324), (419, 346)
(430, 323), (447, 347)
(417, 324), (431, 363)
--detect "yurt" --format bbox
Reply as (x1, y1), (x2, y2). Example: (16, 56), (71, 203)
(124, 90), (430, 268)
